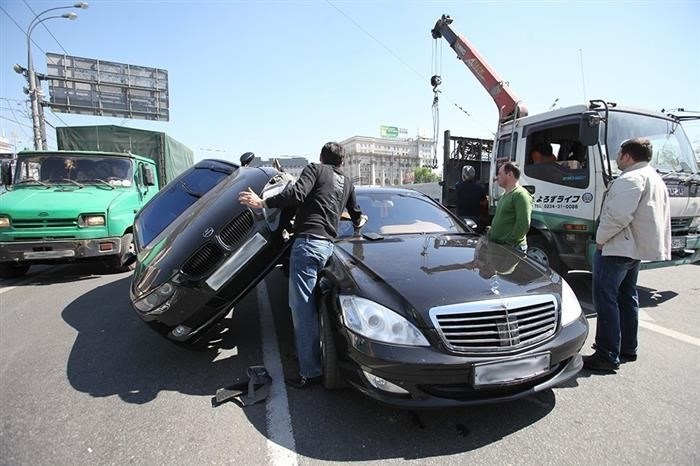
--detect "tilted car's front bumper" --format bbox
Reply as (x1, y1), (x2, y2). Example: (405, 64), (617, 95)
(337, 313), (588, 409)
(0, 237), (123, 263)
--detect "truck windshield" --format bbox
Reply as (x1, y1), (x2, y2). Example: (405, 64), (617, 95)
(135, 166), (230, 247)
(14, 155), (134, 186)
(606, 112), (698, 175)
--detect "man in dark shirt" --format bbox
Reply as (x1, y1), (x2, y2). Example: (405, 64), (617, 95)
(239, 142), (366, 388)
(455, 165), (486, 231)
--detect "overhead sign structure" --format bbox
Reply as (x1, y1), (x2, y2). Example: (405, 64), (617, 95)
(45, 53), (169, 121)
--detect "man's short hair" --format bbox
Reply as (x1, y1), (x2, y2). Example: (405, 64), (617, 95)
(461, 165), (476, 182)
(620, 138), (653, 162)
(531, 142), (554, 158)
(501, 161), (521, 179)
(320, 142), (345, 166)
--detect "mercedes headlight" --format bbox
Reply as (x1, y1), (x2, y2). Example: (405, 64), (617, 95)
(560, 279), (583, 326)
(339, 295), (429, 346)
(133, 282), (177, 315)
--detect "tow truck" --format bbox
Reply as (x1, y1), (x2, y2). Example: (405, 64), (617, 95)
(431, 14), (700, 274)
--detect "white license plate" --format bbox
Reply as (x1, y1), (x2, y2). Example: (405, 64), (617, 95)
(23, 250), (75, 259)
(473, 353), (551, 387)
(671, 237), (687, 250)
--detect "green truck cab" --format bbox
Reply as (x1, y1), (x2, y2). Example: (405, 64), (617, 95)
(0, 126), (193, 279)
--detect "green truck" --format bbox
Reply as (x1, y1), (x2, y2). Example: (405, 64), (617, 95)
(0, 125), (194, 278)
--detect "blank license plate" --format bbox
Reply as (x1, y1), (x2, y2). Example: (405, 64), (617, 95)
(24, 250), (75, 259)
(473, 353), (551, 387)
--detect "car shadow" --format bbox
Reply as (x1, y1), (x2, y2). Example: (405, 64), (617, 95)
(62, 275), (266, 404)
(1, 263), (113, 287)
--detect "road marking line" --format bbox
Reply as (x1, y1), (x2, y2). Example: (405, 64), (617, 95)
(0, 286), (17, 295)
(639, 320), (700, 347)
(258, 280), (298, 466)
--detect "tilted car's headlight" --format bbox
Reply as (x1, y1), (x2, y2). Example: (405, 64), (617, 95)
(133, 282), (177, 315)
(78, 214), (105, 227)
(689, 216), (700, 231)
(339, 295), (429, 346)
(560, 279), (582, 326)
(0, 216), (10, 228)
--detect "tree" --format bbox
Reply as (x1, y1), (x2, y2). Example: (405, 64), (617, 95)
(413, 166), (440, 183)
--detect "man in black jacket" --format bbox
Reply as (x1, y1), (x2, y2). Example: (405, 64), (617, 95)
(239, 142), (366, 388)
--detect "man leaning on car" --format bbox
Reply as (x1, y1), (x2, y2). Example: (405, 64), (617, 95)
(239, 142), (366, 388)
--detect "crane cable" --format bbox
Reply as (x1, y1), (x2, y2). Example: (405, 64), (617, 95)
(430, 39), (442, 169)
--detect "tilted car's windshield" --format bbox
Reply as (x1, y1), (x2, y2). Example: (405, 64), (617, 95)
(338, 190), (467, 238)
(136, 167), (230, 247)
(14, 155), (134, 186)
(605, 111), (698, 175)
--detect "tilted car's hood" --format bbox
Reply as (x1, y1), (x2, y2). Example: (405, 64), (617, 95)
(0, 186), (126, 217)
(333, 234), (559, 321)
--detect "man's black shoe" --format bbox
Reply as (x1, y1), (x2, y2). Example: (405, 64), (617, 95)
(285, 376), (322, 389)
(620, 352), (638, 362)
(582, 352), (619, 372)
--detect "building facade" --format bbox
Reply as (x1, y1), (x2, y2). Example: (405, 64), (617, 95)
(339, 135), (435, 186)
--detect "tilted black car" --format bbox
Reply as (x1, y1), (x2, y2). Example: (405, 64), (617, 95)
(129, 159), (294, 343)
(130, 162), (588, 407)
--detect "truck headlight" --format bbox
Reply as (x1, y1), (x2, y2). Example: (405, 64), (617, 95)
(560, 279), (583, 326)
(689, 216), (700, 231)
(78, 214), (105, 227)
(0, 216), (10, 228)
(339, 295), (429, 346)
(133, 282), (177, 315)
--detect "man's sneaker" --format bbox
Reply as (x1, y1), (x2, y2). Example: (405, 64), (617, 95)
(620, 352), (637, 363)
(582, 352), (620, 372)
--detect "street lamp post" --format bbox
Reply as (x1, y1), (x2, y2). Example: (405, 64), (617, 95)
(22, 3), (88, 150)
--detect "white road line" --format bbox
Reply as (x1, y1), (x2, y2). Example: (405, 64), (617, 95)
(258, 280), (298, 466)
(0, 285), (17, 295)
(639, 320), (700, 348)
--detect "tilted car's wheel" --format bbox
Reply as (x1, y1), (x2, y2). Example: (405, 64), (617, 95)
(527, 234), (567, 275)
(0, 262), (30, 279)
(320, 307), (346, 389)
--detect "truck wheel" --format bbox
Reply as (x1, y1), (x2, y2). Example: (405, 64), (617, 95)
(0, 263), (30, 279)
(527, 235), (561, 273)
(320, 307), (346, 389)
(106, 233), (136, 273)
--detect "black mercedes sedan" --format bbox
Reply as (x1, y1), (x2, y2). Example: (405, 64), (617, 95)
(129, 159), (295, 343)
(317, 187), (588, 408)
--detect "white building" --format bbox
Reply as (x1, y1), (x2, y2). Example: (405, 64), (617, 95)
(339, 135), (435, 186)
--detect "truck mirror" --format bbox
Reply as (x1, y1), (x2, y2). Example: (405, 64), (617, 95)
(1, 161), (12, 186)
(142, 166), (156, 186)
(579, 111), (601, 146)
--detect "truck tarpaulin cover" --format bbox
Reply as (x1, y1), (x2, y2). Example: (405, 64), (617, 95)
(55, 125), (194, 187)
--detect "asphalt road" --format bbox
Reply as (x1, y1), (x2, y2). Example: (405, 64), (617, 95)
(0, 262), (698, 465)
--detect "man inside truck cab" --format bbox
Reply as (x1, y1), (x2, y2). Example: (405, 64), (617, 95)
(531, 142), (557, 164)
(107, 160), (132, 186)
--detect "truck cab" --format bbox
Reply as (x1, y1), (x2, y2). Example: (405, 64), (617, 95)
(0, 150), (159, 278)
(490, 104), (700, 272)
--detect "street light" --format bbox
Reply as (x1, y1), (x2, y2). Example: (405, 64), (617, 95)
(23, 2), (88, 150)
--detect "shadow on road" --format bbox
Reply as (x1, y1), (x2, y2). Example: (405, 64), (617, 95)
(62, 275), (265, 404)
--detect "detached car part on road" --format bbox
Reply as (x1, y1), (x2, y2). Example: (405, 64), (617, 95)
(130, 161), (588, 407)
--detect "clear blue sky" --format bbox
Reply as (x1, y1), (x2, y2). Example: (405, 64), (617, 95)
(2, 0), (699, 163)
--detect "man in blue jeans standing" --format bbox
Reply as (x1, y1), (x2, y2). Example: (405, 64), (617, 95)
(239, 142), (366, 388)
(583, 138), (670, 372)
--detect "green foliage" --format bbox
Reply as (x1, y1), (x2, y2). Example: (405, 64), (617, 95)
(413, 166), (440, 183)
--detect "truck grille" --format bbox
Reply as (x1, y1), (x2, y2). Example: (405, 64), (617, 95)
(429, 295), (558, 353)
(670, 217), (691, 232)
(219, 210), (254, 248)
(12, 218), (77, 228)
(182, 242), (223, 277)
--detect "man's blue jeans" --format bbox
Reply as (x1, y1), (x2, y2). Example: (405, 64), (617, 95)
(288, 236), (334, 378)
(592, 250), (641, 364)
